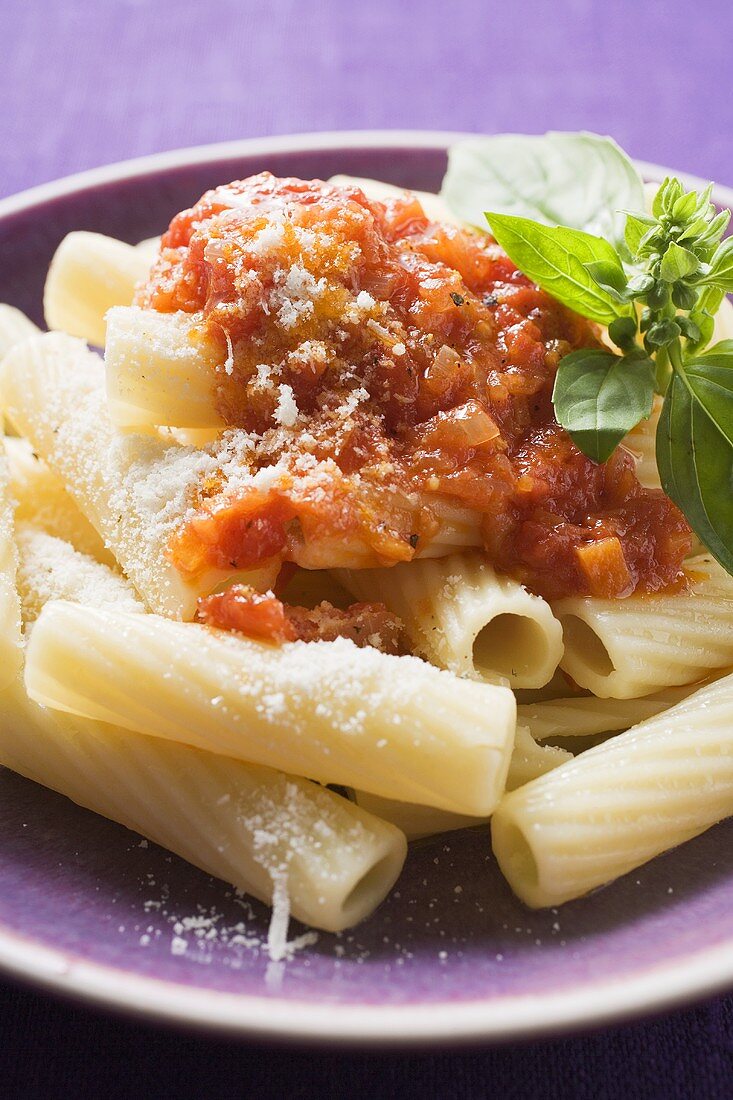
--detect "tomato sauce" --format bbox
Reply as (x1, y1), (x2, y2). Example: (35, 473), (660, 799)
(138, 174), (691, 600)
(197, 585), (404, 653)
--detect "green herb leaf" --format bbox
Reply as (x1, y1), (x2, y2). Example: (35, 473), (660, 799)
(659, 242), (701, 282)
(552, 348), (655, 462)
(657, 370), (733, 575)
(585, 259), (630, 301)
(624, 212), (656, 255)
(699, 237), (733, 290)
(683, 342), (733, 445)
(441, 132), (643, 245)
(485, 213), (627, 324)
(653, 177), (684, 217)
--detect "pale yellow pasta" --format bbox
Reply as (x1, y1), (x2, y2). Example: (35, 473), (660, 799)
(44, 232), (153, 347)
(25, 601), (516, 815)
(492, 671), (733, 908)
(352, 726), (570, 841)
(135, 235), (162, 263)
(0, 448), (23, 688)
(0, 333), (277, 618)
(415, 498), (482, 558)
(15, 523), (144, 623)
(505, 724), (572, 789)
(518, 683), (703, 740)
(5, 508), (406, 936)
(555, 554), (733, 698)
(0, 684), (405, 935)
(5, 437), (115, 565)
(338, 552), (563, 689)
(105, 306), (225, 430)
(351, 791), (487, 842)
(0, 305), (40, 358)
(329, 175), (464, 226)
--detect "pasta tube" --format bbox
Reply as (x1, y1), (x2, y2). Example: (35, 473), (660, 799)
(7, 521), (405, 934)
(5, 437), (115, 565)
(353, 726), (570, 840)
(555, 555), (733, 698)
(0, 305), (40, 358)
(135, 235), (162, 263)
(0, 333), (277, 618)
(25, 602), (517, 815)
(0, 684), (405, 934)
(44, 232), (152, 347)
(351, 792), (486, 842)
(492, 671), (733, 908)
(518, 683), (703, 741)
(338, 552), (563, 688)
(0, 447), (22, 688)
(105, 306), (225, 430)
(15, 524), (144, 623)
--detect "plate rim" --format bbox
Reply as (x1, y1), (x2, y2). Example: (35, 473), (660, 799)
(1, 128), (732, 1044)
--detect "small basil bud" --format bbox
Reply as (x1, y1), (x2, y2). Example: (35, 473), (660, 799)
(677, 316), (701, 343)
(608, 316), (638, 350)
(672, 282), (698, 310)
(645, 318), (681, 348)
(647, 282), (670, 310)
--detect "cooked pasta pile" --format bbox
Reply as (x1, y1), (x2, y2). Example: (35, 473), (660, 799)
(1, 171), (733, 957)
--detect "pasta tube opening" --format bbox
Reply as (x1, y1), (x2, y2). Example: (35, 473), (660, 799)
(555, 555), (733, 698)
(338, 552), (563, 689)
(491, 820), (540, 897)
(472, 612), (559, 685)
(339, 850), (405, 928)
(557, 615), (614, 679)
(492, 670), (733, 907)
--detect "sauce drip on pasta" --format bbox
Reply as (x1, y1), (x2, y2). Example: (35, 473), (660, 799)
(138, 173), (691, 599)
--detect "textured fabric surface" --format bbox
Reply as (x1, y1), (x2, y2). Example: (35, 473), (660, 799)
(2, 0), (733, 1094)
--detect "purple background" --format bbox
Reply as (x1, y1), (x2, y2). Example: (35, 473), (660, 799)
(3, 0), (733, 1094)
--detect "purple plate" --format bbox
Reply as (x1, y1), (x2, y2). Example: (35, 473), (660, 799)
(1, 132), (732, 1044)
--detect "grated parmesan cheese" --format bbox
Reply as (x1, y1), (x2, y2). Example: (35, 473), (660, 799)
(274, 384), (299, 427)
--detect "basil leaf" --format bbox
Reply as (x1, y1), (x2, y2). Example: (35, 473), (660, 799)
(485, 213), (627, 324)
(657, 373), (733, 575)
(659, 242), (701, 282)
(441, 132), (644, 245)
(552, 348), (655, 462)
(624, 212), (656, 255)
(699, 237), (733, 290)
(683, 343), (733, 446)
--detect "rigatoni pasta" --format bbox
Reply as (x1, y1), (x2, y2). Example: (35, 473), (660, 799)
(5, 437), (115, 566)
(0, 684), (407, 934)
(0, 332), (278, 618)
(492, 672), (733, 908)
(0, 304), (40, 358)
(105, 306), (225, 430)
(338, 552), (563, 688)
(25, 601), (517, 815)
(352, 726), (571, 841)
(555, 555), (733, 698)
(44, 231), (152, 347)
(3, 151), (733, 946)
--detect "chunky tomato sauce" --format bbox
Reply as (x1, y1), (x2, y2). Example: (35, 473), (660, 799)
(197, 586), (404, 652)
(138, 173), (691, 600)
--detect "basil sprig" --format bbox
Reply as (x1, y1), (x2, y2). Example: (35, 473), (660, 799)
(484, 170), (733, 576)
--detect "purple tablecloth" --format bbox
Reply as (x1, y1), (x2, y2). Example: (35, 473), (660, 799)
(3, 0), (733, 1093)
